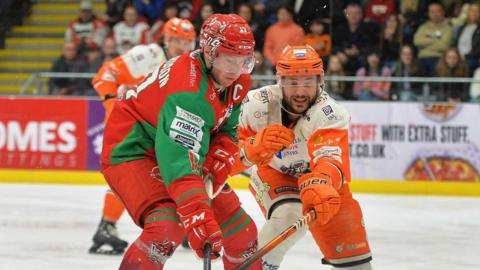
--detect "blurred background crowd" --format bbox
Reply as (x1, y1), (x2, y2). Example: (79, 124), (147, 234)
(2, 0), (480, 102)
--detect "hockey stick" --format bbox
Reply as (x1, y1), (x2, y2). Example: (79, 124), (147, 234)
(235, 209), (317, 270)
(203, 243), (212, 270)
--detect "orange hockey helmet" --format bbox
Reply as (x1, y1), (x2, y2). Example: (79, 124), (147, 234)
(163, 17), (196, 41)
(276, 45), (324, 77)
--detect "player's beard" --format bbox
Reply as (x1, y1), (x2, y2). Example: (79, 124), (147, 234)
(285, 95), (312, 115)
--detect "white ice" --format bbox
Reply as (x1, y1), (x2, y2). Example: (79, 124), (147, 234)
(0, 184), (479, 270)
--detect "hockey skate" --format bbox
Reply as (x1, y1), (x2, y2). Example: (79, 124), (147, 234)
(88, 219), (128, 255)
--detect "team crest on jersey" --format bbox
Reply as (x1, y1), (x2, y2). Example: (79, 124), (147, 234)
(188, 150), (201, 173)
(322, 105), (333, 116)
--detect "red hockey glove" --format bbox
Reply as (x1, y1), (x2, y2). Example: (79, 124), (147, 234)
(242, 124), (294, 166)
(168, 176), (223, 259)
(298, 172), (341, 226)
(203, 135), (238, 198)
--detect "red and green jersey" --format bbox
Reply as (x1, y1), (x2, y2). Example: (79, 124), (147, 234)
(101, 50), (251, 186)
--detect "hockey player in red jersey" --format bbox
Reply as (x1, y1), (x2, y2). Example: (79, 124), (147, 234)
(100, 14), (262, 269)
(89, 17), (196, 255)
(232, 45), (373, 269)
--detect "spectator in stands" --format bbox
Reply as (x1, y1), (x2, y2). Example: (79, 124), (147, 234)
(176, 0), (202, 21)
(325, 55), (347, 100)
(133, 0), (166, 25)
(398, 0), (429, 44)
(104, 0), (131, 28)
(380, 14), (402, 69)
(65, 0), (109, 55)
(263, 6), (304, 66)
(89, 37), (118, 72)
(237, 3), (267, 51)
(113, 5), (150, 54)
(194, 3), (213, 36)
(413, 2), (453, 76)
(364, 0), (396, 24)
(48, 42), (93, 96)
(432, 47), (470, 102)
(286, 0), (331, 32)
(150, 3), (178, 45)
(209, 0), (243, 14)
(470, 67), (480, 102)
(390, 44), (426, 101)
(304, 18), (331, 59)
(353, 49), (391, 100)
(455, 3), (480, 75)
(251, 50), (274, 88)
(332, 2), (379, 75)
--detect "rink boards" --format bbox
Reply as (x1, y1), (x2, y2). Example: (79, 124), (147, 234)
(0, 169), (479, 196)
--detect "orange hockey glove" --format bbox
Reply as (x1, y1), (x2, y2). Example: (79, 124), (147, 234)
(298, 172), (341, 226)
(242, 124), (294, 166)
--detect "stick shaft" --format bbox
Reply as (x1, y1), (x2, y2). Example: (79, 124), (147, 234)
(235, 210), (316, 270)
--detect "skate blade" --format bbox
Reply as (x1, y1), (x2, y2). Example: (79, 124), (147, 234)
(88, 243), (126, 255)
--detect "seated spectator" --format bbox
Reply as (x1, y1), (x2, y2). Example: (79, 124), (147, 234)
(89, 37), (118, 72)
(398, 0), (428, 44)
(133, 0), (166, 25)
(455, 3), (480, 75)
(325, 55), (347, 100)
(332, 2), (379, 75)
(150, 3), (179, 45)
(390, 44), (426, 101)
(113, 5), (150, 54)
(470, 67), (480, 102)
(105, 0), (130, 28)
(380, 14), (401, 69)
(194, 3), (213, 36)
(364, 0), (396, 24)
(64, 0), (108, 55)
(251, 50), (274, 88)
(353, 50), (391, 100)
(176, 0), (202, 21)
(432, 47), (470, 102)
(263, 6), (305, 66)
(48, 42), (93, 96)
(413, 2), (453, 76)
(304, 18), (331, 59)
(237, 3), (267, 51)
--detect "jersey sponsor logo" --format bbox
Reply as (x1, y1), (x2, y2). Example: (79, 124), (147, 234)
(169, 130), (201, 152)
(175, 106), (205, 126)
(313, 146), (342, 163)
(322, 105), (333, 116)
(171, 118), (203, 142)
(253, 88), (271, 104)
(253, 111), (267, 118)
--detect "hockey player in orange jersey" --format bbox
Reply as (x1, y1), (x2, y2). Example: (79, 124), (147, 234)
(89, 17), (196, 255)
(231, 45), (372, 269)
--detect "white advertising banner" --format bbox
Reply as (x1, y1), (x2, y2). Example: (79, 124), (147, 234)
(342, 102), (480, 182)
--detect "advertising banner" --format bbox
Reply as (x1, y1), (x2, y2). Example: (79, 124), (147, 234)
(343, 102), (480, 182)
(87, 100), (105, 170)
(0, 97), (87, 170)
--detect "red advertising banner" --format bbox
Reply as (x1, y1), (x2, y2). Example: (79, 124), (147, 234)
(0, 97), (87, 170)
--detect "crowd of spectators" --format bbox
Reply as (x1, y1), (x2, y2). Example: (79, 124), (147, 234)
(48, 0), (480, 102)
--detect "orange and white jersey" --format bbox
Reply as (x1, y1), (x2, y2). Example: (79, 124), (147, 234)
(93, 43), (167, 97)
(238, 84), (352, 182)
(92, 43), (167, 120)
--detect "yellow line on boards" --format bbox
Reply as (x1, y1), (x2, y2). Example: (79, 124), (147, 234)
(0, 170), (479, 196)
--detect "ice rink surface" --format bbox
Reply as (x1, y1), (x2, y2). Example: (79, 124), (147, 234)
(0, 183), (479, 270)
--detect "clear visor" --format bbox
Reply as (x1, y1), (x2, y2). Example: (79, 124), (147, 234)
(279, 76), (320, 89)
(213, 53), (255, 74)
(168, 36), (195, 51)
